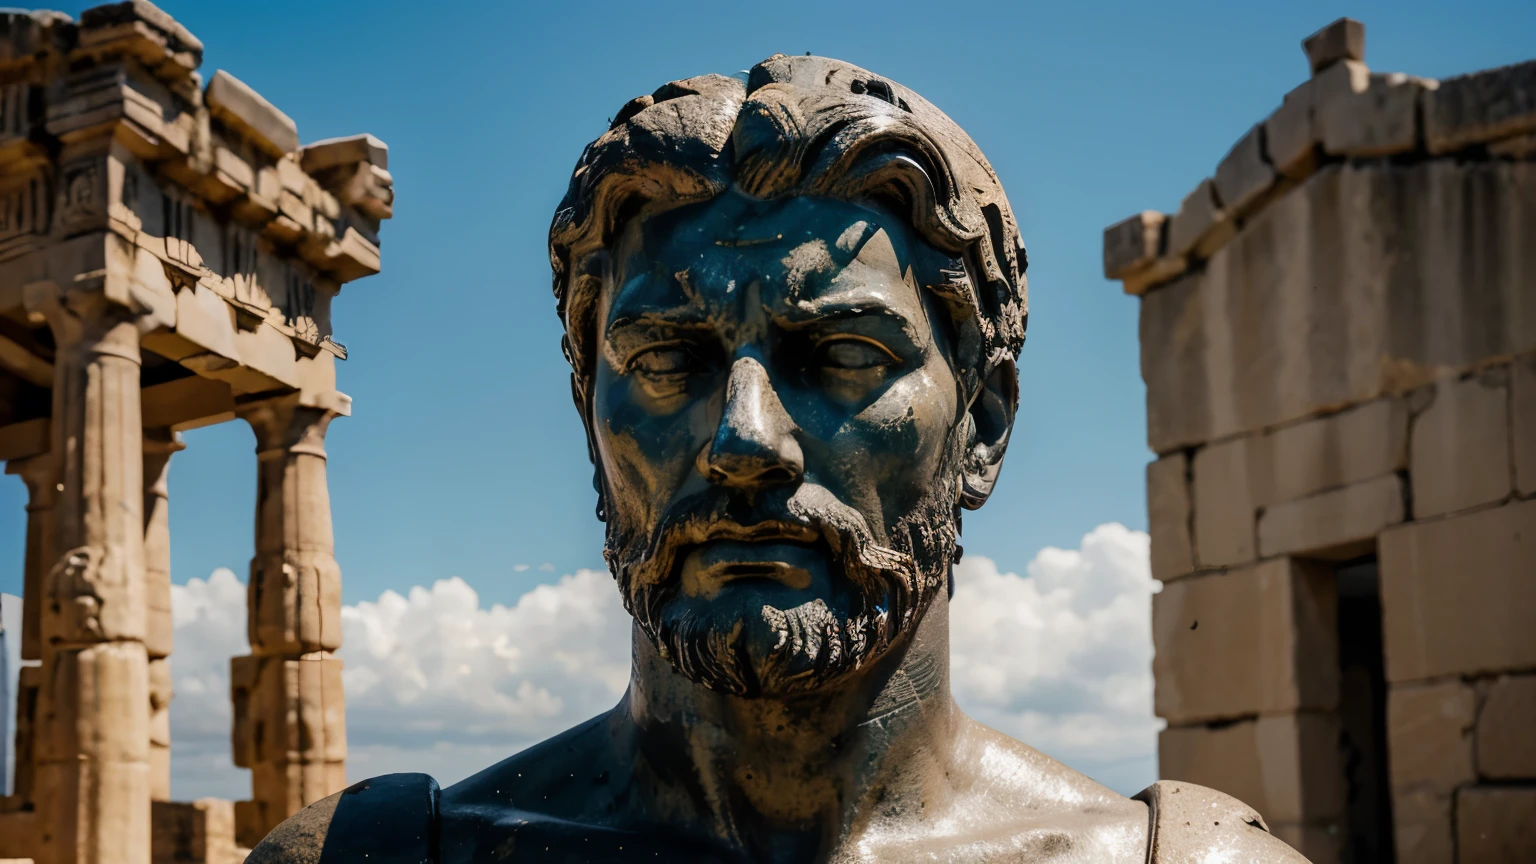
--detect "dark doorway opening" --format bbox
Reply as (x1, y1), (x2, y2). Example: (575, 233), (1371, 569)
(1335, 556), (1395, 863)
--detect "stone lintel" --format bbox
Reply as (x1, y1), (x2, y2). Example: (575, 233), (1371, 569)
(302, 133), (389, 173)
(140, 374), (237, 430)
(206, 69), (298, 157)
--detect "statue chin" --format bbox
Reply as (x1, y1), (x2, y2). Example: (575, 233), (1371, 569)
(645, 585), (899, 698)
(620, 484), (962, 698)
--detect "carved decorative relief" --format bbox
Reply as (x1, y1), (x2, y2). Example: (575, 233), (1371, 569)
(283, 262), (319, 343)
(56, 157), (104, 235)
(0, 174), (47, 259)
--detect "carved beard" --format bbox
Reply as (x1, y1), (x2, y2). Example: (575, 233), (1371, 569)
(603, 438), (963, 698)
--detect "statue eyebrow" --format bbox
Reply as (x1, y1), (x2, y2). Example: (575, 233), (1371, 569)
(777, 294), (922, 347)
(602, 309), (717, 362)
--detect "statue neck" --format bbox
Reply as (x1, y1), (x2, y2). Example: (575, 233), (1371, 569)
(619, 589), (957, 860)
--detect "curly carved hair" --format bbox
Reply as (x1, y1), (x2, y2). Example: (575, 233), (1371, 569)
(549, 53), (1028, 412)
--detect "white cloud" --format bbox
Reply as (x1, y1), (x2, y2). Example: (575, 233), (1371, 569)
(339, 572), (631, 782)
(164, 524), (1159, 801)
(950, 523), (1161, 795)
(166, 570), (250, 799)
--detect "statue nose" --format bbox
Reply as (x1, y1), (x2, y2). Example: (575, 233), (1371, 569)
(697, 357), (804, 489)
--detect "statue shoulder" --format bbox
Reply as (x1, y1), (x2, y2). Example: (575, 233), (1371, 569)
(246, 773), (441, 864)
(1133, 780), (1312, 863)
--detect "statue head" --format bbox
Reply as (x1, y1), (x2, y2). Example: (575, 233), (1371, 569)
(549, 54), (1026, 698)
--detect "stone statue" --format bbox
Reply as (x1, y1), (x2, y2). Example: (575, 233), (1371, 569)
(251, 55), (1309, 863)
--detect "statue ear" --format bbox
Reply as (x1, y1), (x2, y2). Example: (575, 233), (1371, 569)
(959, 357), (1018, 510)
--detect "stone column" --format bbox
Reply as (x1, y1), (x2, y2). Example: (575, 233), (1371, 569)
(142, 429), (183, 803)
(33, 292), (151, 864)
(231, 392), (348, 845)
(4, 453), (55, 807)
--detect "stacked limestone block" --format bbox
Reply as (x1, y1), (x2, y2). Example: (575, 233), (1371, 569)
(0, 2), (392, 861)
(1105, 18), (1535, 864)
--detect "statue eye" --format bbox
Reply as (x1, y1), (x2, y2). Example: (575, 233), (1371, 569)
(630, 345), (696, 376)
(817, 338), (896, 371)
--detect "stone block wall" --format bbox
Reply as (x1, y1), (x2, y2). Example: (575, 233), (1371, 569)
(1107, 19), (1536, 864)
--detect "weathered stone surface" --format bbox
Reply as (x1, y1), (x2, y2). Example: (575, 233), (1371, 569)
(206, 70), (298, 157)
(300, 133), (388, 173)
(1266, 81), (1318, 181)
(1457, 786), (1536, 864)
(148, 657), (172, 801)
(1192, 436), (1257, 567)
(1309, 59), (1371, 146)
(1159, 713), (1346, 824)
(1392, 786), (1454, 864)
(1214, 124), (1275, 217)
(1424, 59), (1536, 155)
(140, 375), (237, 431)
(1411, 370), (1512, 518)
(37, 643), (151, 764)
(1139, 160), (1536, 457)
(11, 665), (38, 804)
(1147, 453), (1195, 581)
(1386, 679), (1475, 792)
(33, 759), (152, 864)
(1139, 272), (1207, 453)
(0, 809), (37, 859)
(1103, 211), (1165, 280)
(1167, 177), (1232, 260)
(1121, 253), (1187, 297)
(1476, 675), (1536, 779)
(0, 13), (395, 859)
(1257, 473), (1405, 559)
(1513, 356), (1536, 496)
(152, 798), (245, 864)
(1153, 558), (1338, 723)
(1261, 399), (1408, 506)
(1380, 498), (1536, 682)
(1490, 131), (1536, 157)
(1321, 72), (1435, 158)
(1302, 18), (1365, 74)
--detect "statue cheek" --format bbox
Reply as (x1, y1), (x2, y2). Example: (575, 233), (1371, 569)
(836, 371), (953, 494)
(598, 388), (709, 494)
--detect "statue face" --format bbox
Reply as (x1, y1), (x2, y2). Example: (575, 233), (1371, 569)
(591, 191), (968, 697)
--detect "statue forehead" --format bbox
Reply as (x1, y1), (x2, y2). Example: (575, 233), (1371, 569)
(611, 194), (924, 291)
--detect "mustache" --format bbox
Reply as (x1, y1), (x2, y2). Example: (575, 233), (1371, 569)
(612, 483), (920, 597)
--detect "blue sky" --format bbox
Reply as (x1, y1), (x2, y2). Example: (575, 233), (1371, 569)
(1, 0), (1530, 605)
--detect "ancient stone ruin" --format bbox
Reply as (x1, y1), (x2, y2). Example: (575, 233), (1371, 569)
(0, 3), (391, 862)
(1106, 18), (1534, 864)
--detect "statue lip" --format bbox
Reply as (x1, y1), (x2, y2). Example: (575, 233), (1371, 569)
(678, 521), (827, 597)
(694, 518), (820, 545)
